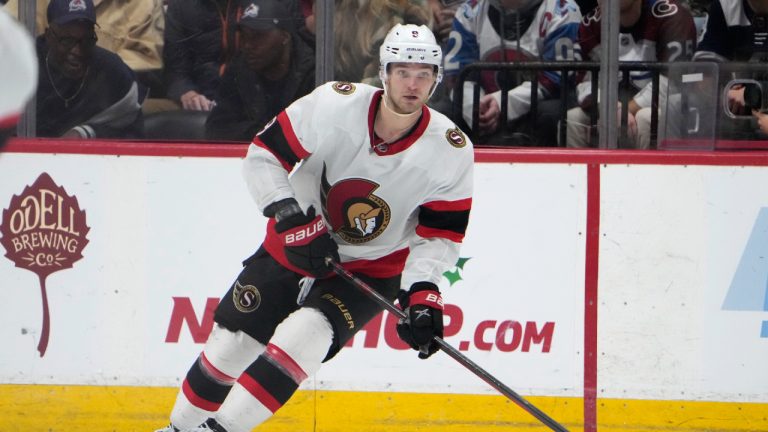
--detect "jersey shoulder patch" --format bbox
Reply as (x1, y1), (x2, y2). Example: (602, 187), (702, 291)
(331, 81), (357, 95)
(445, 127), (468, 148)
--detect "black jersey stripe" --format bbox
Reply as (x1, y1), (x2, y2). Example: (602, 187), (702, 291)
(255, 112), (309, 169)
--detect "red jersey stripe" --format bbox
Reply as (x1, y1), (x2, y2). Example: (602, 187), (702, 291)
(421, 198), (473, 212)
(416, 225), (465, 243)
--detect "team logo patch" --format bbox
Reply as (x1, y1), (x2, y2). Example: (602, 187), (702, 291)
(69, 0), (87, 12)
(320, 165), (391, 245)
(446, 127), (467, 148)
(242, 3), (259, 18)
(233, 281), (261, 313)
(332, 82), (356, 95)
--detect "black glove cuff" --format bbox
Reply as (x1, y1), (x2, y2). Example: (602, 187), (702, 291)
(409, 281), (440, 294)
(263, 198), (302, 221)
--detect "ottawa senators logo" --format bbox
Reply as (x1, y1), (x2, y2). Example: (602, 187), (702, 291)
(332, 81), (356, 95)
(446, 127), (467, 148)
(233, 281), (261, 313)
(320, 164), (390, 244)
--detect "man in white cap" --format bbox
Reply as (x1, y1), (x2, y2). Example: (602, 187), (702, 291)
(155, 23), (474, 432)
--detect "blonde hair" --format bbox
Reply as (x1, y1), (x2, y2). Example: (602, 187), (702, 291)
(334, 0), (432, 84)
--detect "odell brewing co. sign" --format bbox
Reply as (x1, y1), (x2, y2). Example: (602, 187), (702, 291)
(0, 172), (89, 356)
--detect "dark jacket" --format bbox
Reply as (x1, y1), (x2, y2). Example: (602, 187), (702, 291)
(36, 37), (143, 138)
(162, 0), (243, 103)
(205, 36), (316, 142)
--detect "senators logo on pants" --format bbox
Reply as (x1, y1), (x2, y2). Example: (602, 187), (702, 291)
(320, 164), (390, 244)
(233, 281), (261, 313)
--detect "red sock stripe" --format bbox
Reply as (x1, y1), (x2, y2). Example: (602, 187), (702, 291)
(264, 343), (308, 383)
(237, 373), (282, 413)
(181, 379), (222, 412)
(200, 352), (236, 384)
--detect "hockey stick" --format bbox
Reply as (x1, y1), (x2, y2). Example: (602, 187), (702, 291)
(325, 259), (569, 432)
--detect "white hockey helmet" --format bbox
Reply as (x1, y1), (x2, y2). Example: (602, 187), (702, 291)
(379, 23), (443, 84)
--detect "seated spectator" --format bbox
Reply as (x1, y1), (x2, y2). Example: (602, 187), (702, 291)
(163, 0), (245, 112)
(36, 0), (142, 138)
(566, 0), (697, 149)
(205, 0), (315, 142)
(425, 0), (462, 46)
(693, 0), (768, 140)
(333, 0), (431, 86)
(755, 109), (768, 136)
(0, 5), (38, 148)
(443, 0), (582, 146)
(3, 0), (164, 100)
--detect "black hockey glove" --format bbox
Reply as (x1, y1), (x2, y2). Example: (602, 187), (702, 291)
(274, 204), (339, 278)
(396, 282), (444, 359)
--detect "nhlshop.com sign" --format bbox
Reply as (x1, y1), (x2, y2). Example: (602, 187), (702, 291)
(1, 146), (766, 403)
(163, 295), (558, 354)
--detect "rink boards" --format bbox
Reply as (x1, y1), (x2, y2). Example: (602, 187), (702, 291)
(1, 140), (767, 431)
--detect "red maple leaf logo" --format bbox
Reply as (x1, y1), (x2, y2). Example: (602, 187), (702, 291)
(0, 172), (89, 356)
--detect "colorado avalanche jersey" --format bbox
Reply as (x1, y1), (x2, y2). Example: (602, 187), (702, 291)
(444, 0), (582, 119)
(693, 0), (766, 62)
(242, 82), (474, 287)
(577, 0), (696, 108)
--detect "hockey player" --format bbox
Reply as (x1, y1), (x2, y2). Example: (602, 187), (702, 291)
(443, 0), (582, 143)
(155, 23), (473, 432)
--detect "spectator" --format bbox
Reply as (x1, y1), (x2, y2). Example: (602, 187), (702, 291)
(3, 0), (164, 98)
(443, 0), (582, 146)
(205, 0), (315, 142)
(755, 109), (768, 136)
(693, 0), (768, 140)
(425, 0), (462, 46)
(333, 0), (431, 85)
(0, 5), (38, 148)
(693, 0), (767, 63)
(163, 0), (245, 111)
(565, 0), (697, 149)
(36, 0), (143, 138)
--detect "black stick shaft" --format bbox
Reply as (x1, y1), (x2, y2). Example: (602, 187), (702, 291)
(326, 259), (569, 432)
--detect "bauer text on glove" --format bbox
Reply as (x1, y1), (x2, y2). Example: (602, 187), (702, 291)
(274, 205), (339, 277)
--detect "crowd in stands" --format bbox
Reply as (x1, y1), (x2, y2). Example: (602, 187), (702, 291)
(2, 0), (766, 145)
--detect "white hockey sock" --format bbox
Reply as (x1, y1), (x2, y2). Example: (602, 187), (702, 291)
(213, 308), (334, 432)
(169, 325), (266, 429)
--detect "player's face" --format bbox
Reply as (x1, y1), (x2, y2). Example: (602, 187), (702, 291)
(385, 63), (436, 114)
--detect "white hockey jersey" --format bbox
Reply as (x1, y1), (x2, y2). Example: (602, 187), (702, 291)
(0, 9), (37, 130)
(242, 82), (474, 287)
